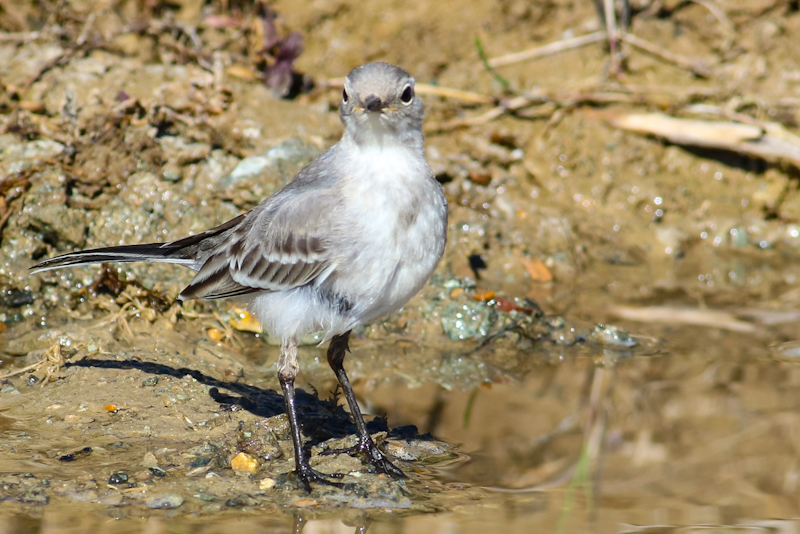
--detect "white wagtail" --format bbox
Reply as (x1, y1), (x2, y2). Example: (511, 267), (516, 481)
(31, 62), (448, 491)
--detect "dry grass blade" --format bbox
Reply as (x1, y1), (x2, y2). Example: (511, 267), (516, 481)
(0, 343), (66, 382)
(0, 360), (46, 380)
(0, 31), (42, 42)
(622, 33), (712, 78)
(0, 202), (14, 237)
(485, 29), (712, 79)
(415, 84), (494, 104)
(487, 31), (607, 68)
(603, 0), (622, 74)
(607, 305), (758, 333)
(426, 88), (678, 133)
(425, 95), (534, 132)
(689, 0), (735, 33)
(425, 106), (508, 133)
(595, 110), (800, 168)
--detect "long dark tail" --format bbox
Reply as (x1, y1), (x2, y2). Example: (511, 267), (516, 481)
(29, 213), (246, 274)
(29, 242), (198, 274)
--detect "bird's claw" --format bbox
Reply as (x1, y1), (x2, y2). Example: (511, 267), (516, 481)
(321, 435), (406, 478)
(294, 464), (346, 492)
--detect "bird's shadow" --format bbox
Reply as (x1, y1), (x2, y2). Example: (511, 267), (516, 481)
(67, 358), (390, 448)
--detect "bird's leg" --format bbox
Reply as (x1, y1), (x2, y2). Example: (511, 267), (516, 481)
(324, 331), (405, 478)
(278, 338), (344, 491)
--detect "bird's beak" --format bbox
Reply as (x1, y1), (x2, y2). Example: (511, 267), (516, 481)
(363, 95), (383, 112)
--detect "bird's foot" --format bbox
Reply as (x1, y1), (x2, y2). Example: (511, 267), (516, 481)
(293, 463), (346, 493)
(321, 435), (405, 479)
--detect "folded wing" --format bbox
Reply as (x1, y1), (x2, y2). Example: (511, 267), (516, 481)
(178, 190), (337, 301)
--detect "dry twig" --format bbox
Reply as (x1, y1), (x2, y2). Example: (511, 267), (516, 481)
(487, 31), (607, 68)
(485, 23), (712, 79)
(607, 305), (758, 333)
(622, 33), (712, 78)
(0, 31), (42, 42)
(0, 342), (66, 382)
(603, 0), (623, 74)
(425, 95), (535, 132)
(690, 0), (735, 33)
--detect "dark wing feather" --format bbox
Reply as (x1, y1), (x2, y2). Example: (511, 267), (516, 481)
(179, 217), (333, 301)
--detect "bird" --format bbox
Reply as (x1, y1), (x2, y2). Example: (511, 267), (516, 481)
(30, 61), (449, 491)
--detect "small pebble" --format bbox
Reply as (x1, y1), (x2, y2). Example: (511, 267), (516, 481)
(145, 493), (184, 509)
(230, 452), (258, 474)
(142, 377), (159, 387)
(0, 383), (20, 395)
(264, 414), (290, 437)
(20, 488), (49, 505)
(141, 452), (158, 468)
(590, 324), (637, 348)
(186, 466), (210, 477)
(188, 456), (212, 468)
(225, 494), (257, 507)
(149, 467), (167, 478)
(59, 447), (93, 462)
(258, 478), (276, 490)
(75, 474), (94, 484)
(99, 491), (123, 506)
(63, 414), (94, 425)
(107, 473), (128, 484)
(133, 471), (152, 482)
(772, 341), (800, 360)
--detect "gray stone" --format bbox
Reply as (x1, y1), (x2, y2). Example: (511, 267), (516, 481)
(16, 171), (88, 247)
(145, 493), (184, 509)
(157, 136), (211, 166)
(0, 383), (21, 395)
(220, 138), (321, 190)
(440, 301), (496, 340)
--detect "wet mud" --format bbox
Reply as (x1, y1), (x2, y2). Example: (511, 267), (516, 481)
(3, 0), (800, 532)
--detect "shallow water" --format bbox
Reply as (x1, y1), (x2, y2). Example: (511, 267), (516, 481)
(2, 301), (799, 532)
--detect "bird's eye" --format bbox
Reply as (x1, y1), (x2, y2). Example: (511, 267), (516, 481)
(400, 85), (414, 104)
(342, 89), (349, 103)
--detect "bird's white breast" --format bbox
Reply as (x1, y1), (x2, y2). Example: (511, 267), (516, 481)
(336, 143), (443, 323)
(348, 145), (421, 233)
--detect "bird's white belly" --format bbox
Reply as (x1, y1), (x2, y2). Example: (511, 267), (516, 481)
(335, 146), (440, 323)
(346, 226), (435, 322)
